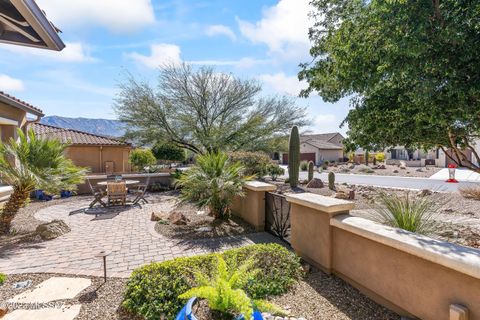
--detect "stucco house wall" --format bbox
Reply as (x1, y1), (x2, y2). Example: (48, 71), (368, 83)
(65, 146), (131, 174)
(0, 101), (27, 142)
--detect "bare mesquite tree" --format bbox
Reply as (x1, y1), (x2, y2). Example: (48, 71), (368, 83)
(114, 64), (308, 154)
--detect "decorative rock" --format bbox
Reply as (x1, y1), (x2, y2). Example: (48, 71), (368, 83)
(417, 189), (433, 197)
(151, 211), (167, 221)
(348, 164), (355, 169)
(378, 164), (386, 169)
(35, 220), (70, 240)
(416, 168), (423, 172)
(168, 211), (190, 225)
(393, 169), (399, 173)
(306, 178), (324, 189)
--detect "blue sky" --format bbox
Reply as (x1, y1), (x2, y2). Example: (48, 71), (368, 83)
(0, 0), (350, 134)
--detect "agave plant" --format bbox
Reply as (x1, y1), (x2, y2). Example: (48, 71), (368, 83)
(175, 152), (253, 219)
(0, 129), (87, 233)
(371, 191), (439, 235)
(179, 255), (283, 319)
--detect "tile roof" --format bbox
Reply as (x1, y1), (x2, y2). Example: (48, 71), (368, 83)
(301, 133), (340, 142)
(300, 132), (344, 150)
(0, 91), (44, 116)
(30, 122), (131, 146)
(303, 139), (343, 150)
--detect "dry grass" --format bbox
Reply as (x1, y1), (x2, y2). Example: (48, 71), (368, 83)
(459, 185), (480, 200)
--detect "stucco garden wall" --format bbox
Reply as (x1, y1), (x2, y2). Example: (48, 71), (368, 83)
(65, 145), (131, 175)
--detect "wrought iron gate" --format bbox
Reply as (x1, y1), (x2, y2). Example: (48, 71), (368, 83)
(265, 192), (291, 244)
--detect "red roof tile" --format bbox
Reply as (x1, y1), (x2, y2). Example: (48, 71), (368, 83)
(30, 122), (131, 146)
(0, 91), (44, 116)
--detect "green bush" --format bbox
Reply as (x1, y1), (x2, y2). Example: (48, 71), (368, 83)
(122, 244), (302, 320)
(152, 142), (185, 163)
(228, 151), (271, 177)
(129, 148), (157, 172)
(375, 152), (385, 162)
(266, 164), (285, 181)
(300, 161), (308, 171)
(0, 273), (6, 285)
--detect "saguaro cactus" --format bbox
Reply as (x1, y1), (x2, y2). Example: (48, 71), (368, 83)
(288, 126), (300, 188)
(328, 171), (335, 190)
(308, 161), (314, 182)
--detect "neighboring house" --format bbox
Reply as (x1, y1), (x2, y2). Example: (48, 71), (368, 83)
(31, 123), (132, 175)
(0, 91), (132, 176)
(280, 132), (344, 166)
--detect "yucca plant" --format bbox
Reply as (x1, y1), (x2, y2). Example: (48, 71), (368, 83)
(0, 129), (87, 234)
(179, 255), (283, 319)
(175, 152), (253, 219)
(371, 191), (439, 235)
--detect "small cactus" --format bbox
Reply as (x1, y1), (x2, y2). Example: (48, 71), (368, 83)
(328, 171), (335, 190)
(373, 156), (377, 166)
(308, 161), (314, 182)
(288, 126), (300, 188)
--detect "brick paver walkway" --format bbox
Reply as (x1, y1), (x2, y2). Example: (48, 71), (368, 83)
(0, 194), (277, 278)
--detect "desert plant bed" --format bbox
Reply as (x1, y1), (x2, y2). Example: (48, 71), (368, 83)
(154, 203), (256, 240)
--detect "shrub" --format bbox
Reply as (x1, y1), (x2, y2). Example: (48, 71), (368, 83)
(0, 273), (5, 285)
(375, 152), (386, 162)
(122, 244), (302, 320)
(129, 148), (157, 172)
(176, 152), (252, 219)
(371, 191), (439, 234)
(152, 142), (185, 163)
(300, 161), (308, 171)
(228, 151), (271, 178)
(179, 256), (283, 319)
(266, 164), (285, 181)
(459, 185), (480, 200)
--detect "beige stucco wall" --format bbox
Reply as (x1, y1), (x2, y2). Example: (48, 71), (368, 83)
(65, 145), (131, 174)
(0, 101), (27, 143)
(332, 227), (480, 319)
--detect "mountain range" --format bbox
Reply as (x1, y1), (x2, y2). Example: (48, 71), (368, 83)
(40, 116), (126, 138)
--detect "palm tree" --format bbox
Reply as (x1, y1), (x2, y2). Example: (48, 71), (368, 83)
(175, 152), (253, 219)
(0, 129), (87, 234)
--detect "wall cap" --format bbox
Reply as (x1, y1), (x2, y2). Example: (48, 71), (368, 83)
(86, 173), (171, 179)
(244, 181), (277, 192)
(332, 215), (480, 280)
(286, 192), (354, 213)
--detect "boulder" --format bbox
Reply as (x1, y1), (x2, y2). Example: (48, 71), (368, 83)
(348, 164), (356, 169)
(378, 164), (386, 169)
(168, 212), (190, 225)
(306, 178), (324, 189)
(334, 187), (355, 200)
(393, 169), (399, 173)
(399, 161), (407, 169)
(36, 220), (71, 240)
(417, 189), (432, 197)
(151, 211), (168, 221)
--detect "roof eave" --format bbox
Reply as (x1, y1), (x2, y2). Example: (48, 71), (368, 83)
(6, 0), (65, 51)
(0, 94), (44, 117)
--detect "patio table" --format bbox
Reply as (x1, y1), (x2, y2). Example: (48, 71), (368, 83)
(97, 180), (140, 186)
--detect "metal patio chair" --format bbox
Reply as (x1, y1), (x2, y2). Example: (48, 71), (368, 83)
(87, 178), (107, 208)
(132, 176), (150, 205)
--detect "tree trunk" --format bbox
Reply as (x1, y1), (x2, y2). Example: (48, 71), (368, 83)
(0, 185), (31, 234)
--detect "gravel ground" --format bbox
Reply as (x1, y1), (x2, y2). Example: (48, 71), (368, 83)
(0, 273), (140, 320)
(324, 163), (441, 178)
(269, 271), (399, 320)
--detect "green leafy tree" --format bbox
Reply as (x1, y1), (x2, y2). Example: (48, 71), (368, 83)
(129, 148), (157, 172)
(228, 151), (271, 178)
(179, 255), (283, 319)
(301, 0), (480, 172)
(175, 152), (253, 219)
(0, 129), (87, 233)
(115, 63), (309, 154)
(152, 142), (185, 163)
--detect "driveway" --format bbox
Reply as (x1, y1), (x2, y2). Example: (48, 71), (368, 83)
(280, 168), (477, 192)
(0, 194), (277, 278)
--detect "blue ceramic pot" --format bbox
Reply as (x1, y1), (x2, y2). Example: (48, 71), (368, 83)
(175, 297), (264, 320)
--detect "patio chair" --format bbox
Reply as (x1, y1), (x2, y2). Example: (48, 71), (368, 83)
(132, 176), (150, 205)
(87, 178), (107, 208)
(107, 181), (127, 206)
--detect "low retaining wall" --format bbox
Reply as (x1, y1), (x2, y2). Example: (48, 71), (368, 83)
(77, 173), (173, 194)
(286, 192), (478, 320)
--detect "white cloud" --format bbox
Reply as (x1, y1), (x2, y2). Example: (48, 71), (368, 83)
(237, 0), (312, 58)
(128, 44), (267, 69)
(311, 113), (341, 133)
(36, 0), (155, 33)
(128, 44), (182, 69)
(0, 42), (94, 63)
(258, 72), (306, 96)
(205, 24), (236, 41)
(0, 75), (24, 92)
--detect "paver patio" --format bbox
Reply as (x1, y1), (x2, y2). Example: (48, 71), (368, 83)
(0, 194), (277, 278)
